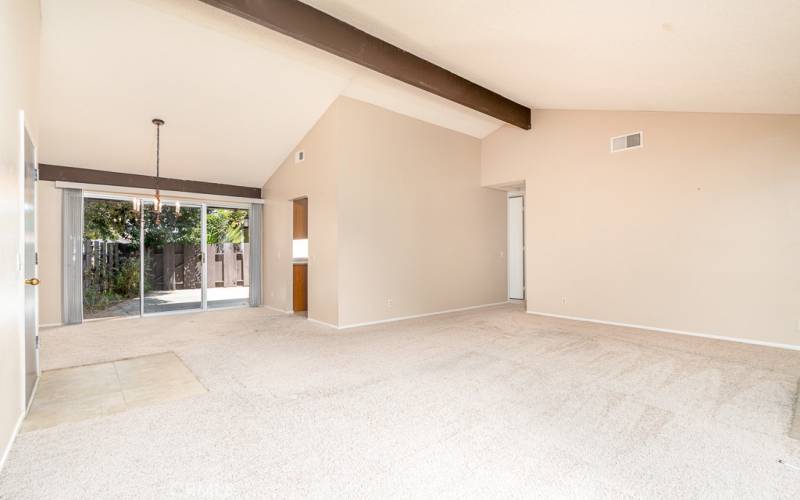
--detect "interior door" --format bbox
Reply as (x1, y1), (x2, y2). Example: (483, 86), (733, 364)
(508, 195), (525, 300)
(23, 128), (39, 406)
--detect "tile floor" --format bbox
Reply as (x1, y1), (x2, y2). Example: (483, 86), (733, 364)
(22, 352), (207, 432)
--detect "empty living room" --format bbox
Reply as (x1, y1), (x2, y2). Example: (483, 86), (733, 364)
(2, 0), (800, 497)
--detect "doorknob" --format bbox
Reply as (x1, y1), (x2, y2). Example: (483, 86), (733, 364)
(25, 278), (40, 286)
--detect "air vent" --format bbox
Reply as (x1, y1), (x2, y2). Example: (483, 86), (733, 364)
(610, 131), (643, 153)
(295, 150), (305, 163)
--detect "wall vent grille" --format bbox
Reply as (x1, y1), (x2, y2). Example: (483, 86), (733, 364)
(610, 131), (643, 153)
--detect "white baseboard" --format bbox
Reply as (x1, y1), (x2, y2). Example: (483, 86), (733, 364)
(0, 407), (26, 475)
(39, 322), (62, 329)
(25, 377), (39, 414)
(0, 373), (39, 474)
(264, 305), (293, 314)
(336, 301), (510, 330)
(526, 310), (800, 352)
(307, 317), (339, 329)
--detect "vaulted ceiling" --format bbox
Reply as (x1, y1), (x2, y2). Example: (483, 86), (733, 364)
(39, 0), (800, 188)
(38, 0), (500, 187)
(304, 0), (800, 114)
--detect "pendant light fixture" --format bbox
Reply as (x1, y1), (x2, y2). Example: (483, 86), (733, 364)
(152, 118), (165, 219)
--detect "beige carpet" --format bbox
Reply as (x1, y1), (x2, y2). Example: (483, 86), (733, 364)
(792, 380), (800, 440)
(2, 304), (800, 498)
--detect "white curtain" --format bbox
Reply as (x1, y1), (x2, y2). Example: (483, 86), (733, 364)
(62, 188), (83, 324)
(248, 203), (263, 307)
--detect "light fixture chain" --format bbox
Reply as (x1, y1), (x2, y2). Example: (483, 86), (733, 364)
(151, 118), (165, 220)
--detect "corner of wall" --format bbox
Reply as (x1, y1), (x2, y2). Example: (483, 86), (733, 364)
(0, 0), (42, 473)
(262, 98), (345, 327)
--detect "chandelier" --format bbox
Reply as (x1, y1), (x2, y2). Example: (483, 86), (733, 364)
(132, 118), (179, 219)
(152, 118), (164, 215)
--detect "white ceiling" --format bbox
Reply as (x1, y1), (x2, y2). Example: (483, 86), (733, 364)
(38, 0), (499, 187)
(40, 0), (799, 188)
(305, 0), (800, 114)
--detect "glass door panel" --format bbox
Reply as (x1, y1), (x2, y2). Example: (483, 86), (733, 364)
(143, 202), (203, 314)
(206, 206), (250, 309)
(82, 197), (141, 319)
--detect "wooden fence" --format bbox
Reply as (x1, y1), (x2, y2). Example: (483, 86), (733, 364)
(83, 240), (249, 292)
(83, 240), (132, 295)
(207, 243), (250, 288)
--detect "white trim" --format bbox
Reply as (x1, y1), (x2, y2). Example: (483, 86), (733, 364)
(526, 310), (800, 351)
(265, 305), (293, 314)
(0, 407), (25, 475)
(39, 322), (62, 329)
(307, 317), (339, 329)
(25, 377), (39, 414)
(1, 355), (36, 476)
(54, 181), (263, 205)
(336, 301), (510, 330)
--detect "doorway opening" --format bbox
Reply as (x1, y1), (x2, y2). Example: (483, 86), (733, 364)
(507, 189), (525, 301)
(292, 197), (308, 314)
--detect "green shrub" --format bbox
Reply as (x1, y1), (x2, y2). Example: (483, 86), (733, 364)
(112, 258), (140, 298)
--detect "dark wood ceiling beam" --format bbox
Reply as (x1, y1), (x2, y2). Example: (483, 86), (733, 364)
(197, 0), (532, 129)
(39, 164), (261, 199)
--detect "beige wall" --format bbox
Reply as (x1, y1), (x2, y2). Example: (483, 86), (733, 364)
(263, 101), (342, 326)
(0, 0), (40, 467)
(336, 97), (507, 326)
(263, 97), (507, 327)
(38, 181), (62, 326)
(482, 110), (800, 346)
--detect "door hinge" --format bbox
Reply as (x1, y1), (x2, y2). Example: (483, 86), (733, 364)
(34, 168), (39, 181)
(35, 252), (39, 265)
(35, 335), (40, 349)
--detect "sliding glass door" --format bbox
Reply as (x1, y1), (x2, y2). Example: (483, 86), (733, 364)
(206, 206), (250, 309)
(82, 197), (141, 319)
(82, 195), (251, 319)
(142, 201), (203, 314)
